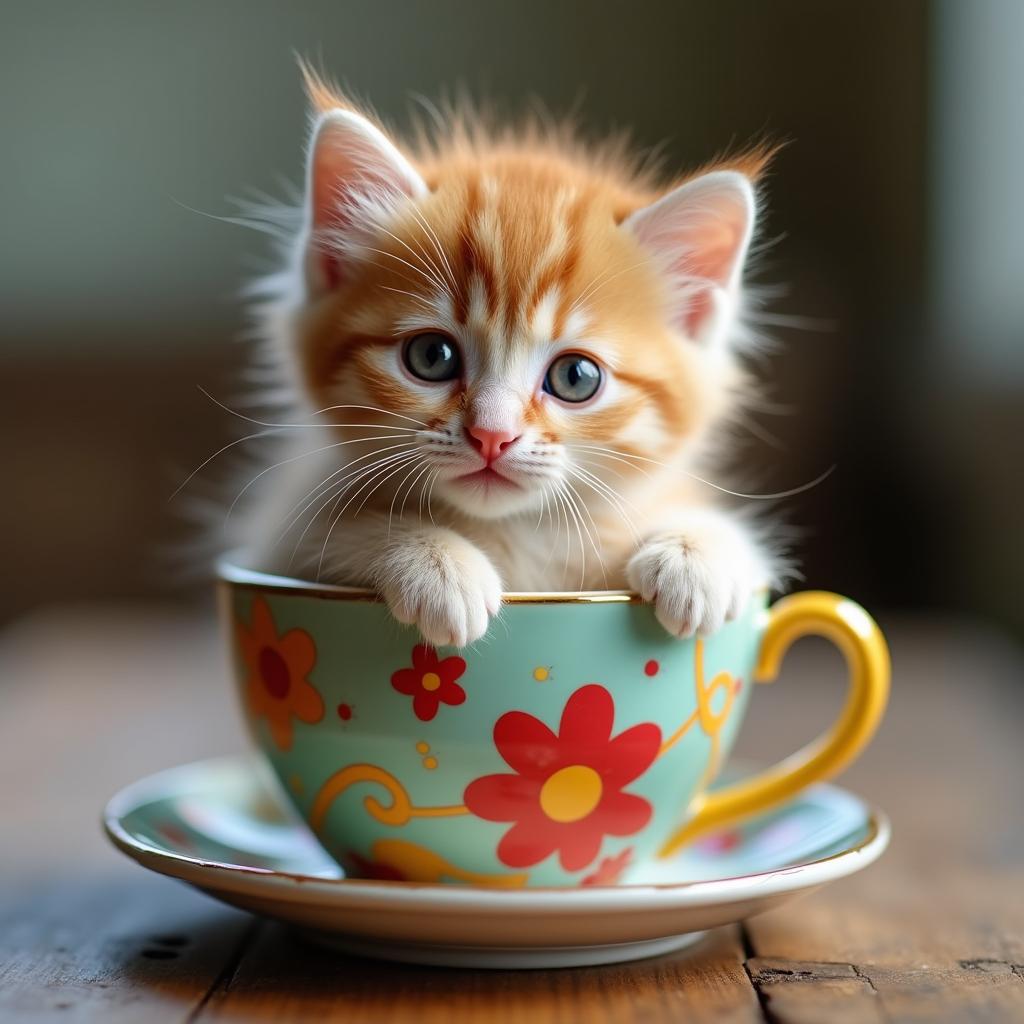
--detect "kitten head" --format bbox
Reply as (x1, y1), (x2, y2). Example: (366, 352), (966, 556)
(272, 72), (771, 521)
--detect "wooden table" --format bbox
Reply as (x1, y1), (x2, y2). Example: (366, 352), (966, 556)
(1, 604), (1022, 1023)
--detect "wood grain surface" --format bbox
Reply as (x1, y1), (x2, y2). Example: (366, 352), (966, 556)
(1, 606), (1022, 1023)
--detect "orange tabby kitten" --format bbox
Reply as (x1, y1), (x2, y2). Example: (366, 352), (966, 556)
(238, 70), (785, 647)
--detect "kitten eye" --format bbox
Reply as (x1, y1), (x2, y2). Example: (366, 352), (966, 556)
(543, 353), (602, 403)
(403, 332), (461, 382)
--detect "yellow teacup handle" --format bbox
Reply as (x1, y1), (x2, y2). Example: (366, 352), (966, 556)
(659, 591), (890, 858)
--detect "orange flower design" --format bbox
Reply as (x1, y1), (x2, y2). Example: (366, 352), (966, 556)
(236, 597), (324, 751)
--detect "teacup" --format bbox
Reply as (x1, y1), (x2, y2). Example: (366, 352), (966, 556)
(219, 561), (889, 888)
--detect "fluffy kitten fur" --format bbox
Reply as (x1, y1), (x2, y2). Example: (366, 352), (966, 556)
(236, 69), (786, 647)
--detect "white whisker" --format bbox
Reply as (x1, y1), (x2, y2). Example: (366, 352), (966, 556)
(570, 259), (651, 314)
(568, 444), (653, 478)
(425, 469), (440, 527)
(285, 448), (420, 565)
(226, 435), (420, 524)
(357, 245), (450, 297)
(371, 224), (450, 297)
(171, 427), (279, 499)
(552, 485), (574, 586)
(358, 256), (431, 296)
(534, 482), (549, 531)
(379, 284), (434, 308)
(418, 468), (437, 522)
(563, 479), (606, 588)
(396, 459), (434, 526)
(197, 386), (430, 429)
(571, 462), (643, 515)
(574, 455), (629, 483)
(572, 444), (836, 501)
(316, 450), (423, 578)
(568, 465), (642, 545)
(354, 451), (425, 518)
(277, 442), (419, 544)
(407, 205), (460, 295)
(733, 410), (787, 450)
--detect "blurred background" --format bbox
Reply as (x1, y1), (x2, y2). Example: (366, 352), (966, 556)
(2, 0), (1021, 636)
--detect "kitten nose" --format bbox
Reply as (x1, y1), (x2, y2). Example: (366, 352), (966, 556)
(465, 425), (521, 464)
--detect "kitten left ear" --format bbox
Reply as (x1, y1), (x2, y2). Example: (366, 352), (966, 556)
(304, 108), (428, 292)
(623, 171), (756, 347)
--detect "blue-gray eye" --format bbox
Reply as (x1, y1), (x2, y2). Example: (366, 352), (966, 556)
(544, 354), (602, 403)
(403, 332), (461, 382)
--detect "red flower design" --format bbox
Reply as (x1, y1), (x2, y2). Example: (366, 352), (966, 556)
(344, 850), (407, 882)
(390, 645), (467, 722)
(464, 685), (661, 872)
(581, 847), (633, 886)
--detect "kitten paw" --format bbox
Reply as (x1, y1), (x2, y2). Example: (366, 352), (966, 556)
(626, 526), (763, 638)
(377, 532), (502, 647)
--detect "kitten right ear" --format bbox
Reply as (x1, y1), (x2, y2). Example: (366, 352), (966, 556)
(623, 170), (757, 349)
(304, 108), (427, 292)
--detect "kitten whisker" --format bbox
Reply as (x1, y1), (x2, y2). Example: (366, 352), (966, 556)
(563, 478), (607, 588)
(569, 259), (652, 315)
(573, 455), (629, 483)
(536, 482), (561, 576)
(370, 223), (452, 299)
(419, 468), (437, 522)
(571, 462), (644, 516)
(396, 459), (434, 527)
(567, 443), (654, 479)
(226, 434), (421, 525)
(353, 451), (426, 519)
(171, 427), (279, 499)
(322, 450), (422, 528)
(567, 465), (642, 543)
(197, 385), (430, 428)
(356, 244), (451, 298)
(551, 484), (574, 587)
(277, 442), (420, 544)
(358, 257), (432, 296)
(574, 443), (835, 501)
(425, 468), (440, 527)
(732, 410), (787, 450)
(379, 284), (435, 308)
(285, 448), (421, 564)
(407, 205), (461, 296)
(564, 486), (588, 591)
(534, 482), (548, 531)
(317, 450), (423, 578)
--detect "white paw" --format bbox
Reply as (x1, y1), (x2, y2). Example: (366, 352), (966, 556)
(626, 524), (763, 638)
(377, 532), (502, 647)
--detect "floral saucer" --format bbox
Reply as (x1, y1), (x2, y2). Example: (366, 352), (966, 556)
(104, 755), (889, 969)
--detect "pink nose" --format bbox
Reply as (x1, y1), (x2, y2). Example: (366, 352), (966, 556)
(465, 425), (521, 464)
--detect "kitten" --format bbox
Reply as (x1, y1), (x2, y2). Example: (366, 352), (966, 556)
(236, 69), (786, 647)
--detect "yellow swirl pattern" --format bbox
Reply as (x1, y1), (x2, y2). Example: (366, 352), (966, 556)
(309, 763), (468, 833)
(694, 639), (740, 787)
(657, 639), (740, 775)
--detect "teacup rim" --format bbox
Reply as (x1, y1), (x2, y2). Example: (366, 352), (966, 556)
(218, 556), (643, 604)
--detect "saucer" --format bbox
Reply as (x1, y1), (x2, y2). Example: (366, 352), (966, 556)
(104, 755), (889, 969)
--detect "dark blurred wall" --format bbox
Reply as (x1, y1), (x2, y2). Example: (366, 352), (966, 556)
(1, 0), (1019, 634)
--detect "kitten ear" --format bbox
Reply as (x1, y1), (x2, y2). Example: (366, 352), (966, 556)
(305, 108), (427, 291)
(623, 171), (756, 347)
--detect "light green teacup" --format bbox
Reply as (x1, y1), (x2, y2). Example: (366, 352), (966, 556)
(220, 562), (889, 888)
